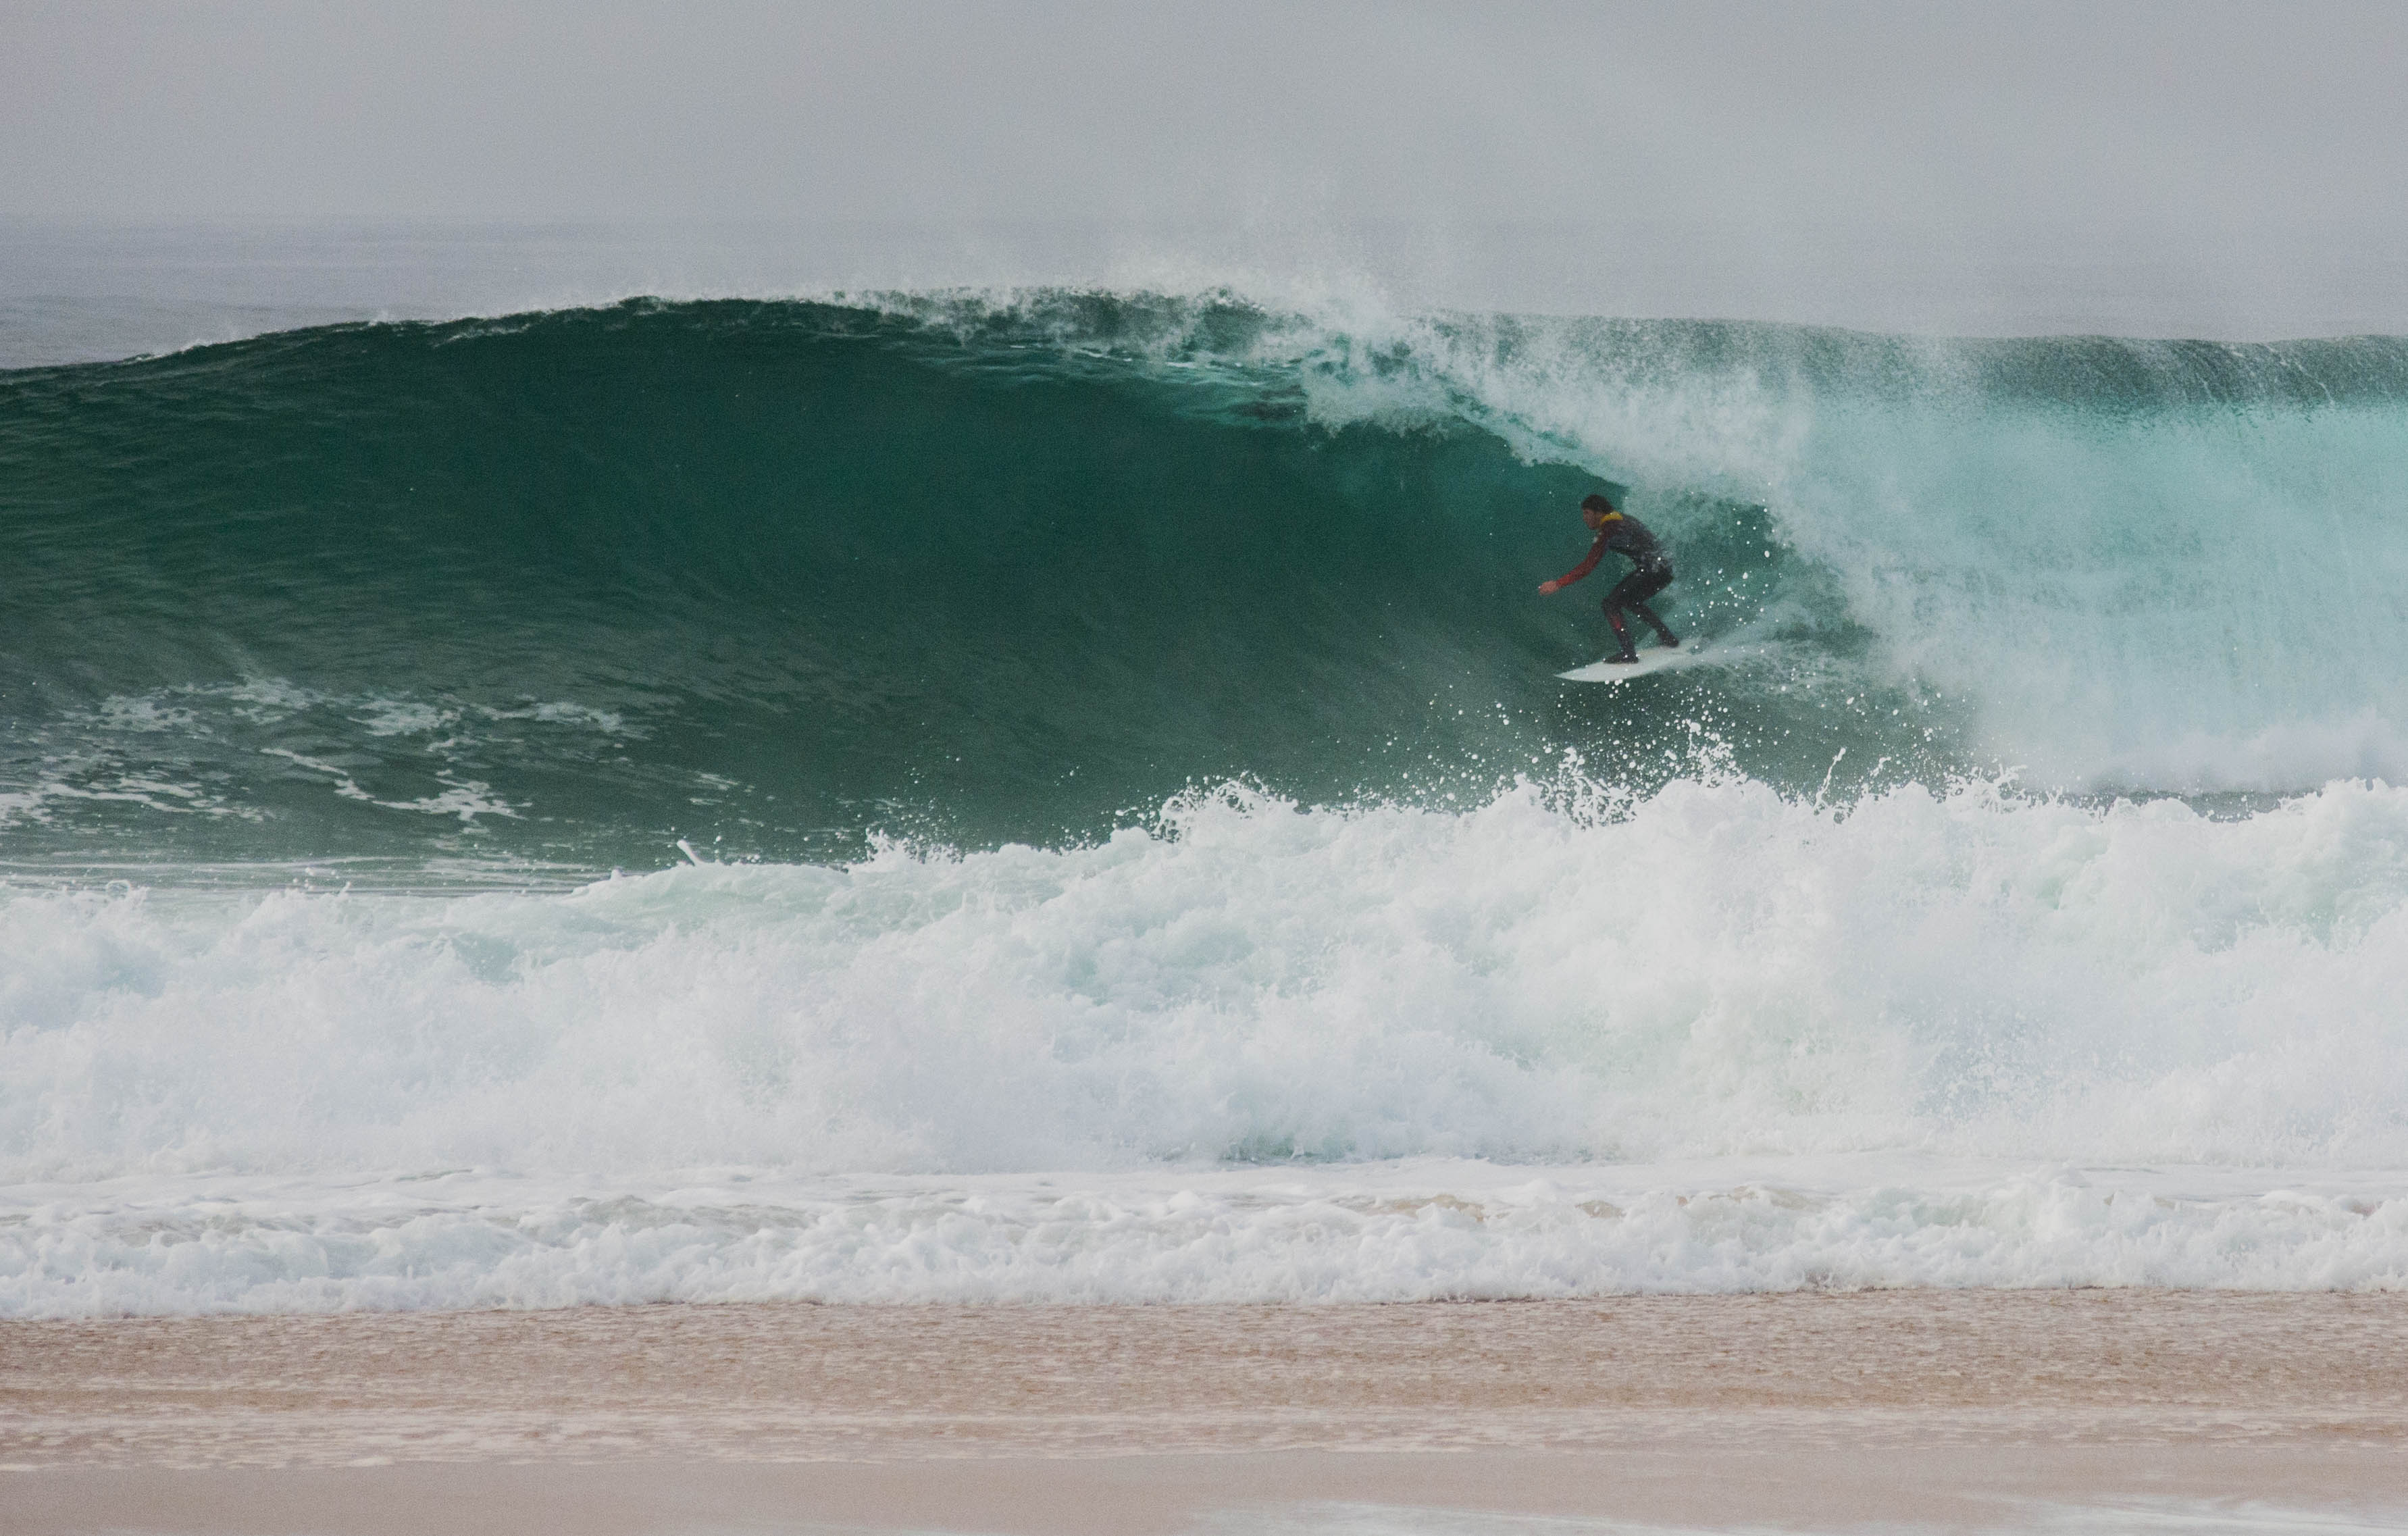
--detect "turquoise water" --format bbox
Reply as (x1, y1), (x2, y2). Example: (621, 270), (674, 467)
(10, 292), (2403, 875)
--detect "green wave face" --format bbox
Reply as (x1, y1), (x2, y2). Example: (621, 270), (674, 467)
(3, 295), (2405, 874)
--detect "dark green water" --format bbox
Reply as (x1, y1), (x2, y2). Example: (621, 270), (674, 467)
(0, 298), (1914, 871)
(6, 293), (2406, 875)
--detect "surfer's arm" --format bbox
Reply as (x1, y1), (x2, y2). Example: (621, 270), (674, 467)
(1539, 534), (1609, 594)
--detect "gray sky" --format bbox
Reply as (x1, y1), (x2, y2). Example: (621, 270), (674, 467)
(5, 1), (2407, 335)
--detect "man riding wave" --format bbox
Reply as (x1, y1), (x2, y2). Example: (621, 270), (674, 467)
(1537, 492), (1679, 664)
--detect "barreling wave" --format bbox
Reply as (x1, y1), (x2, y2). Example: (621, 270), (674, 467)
(7, 289), (2408, 1313)
(5, 292), (2406, 870)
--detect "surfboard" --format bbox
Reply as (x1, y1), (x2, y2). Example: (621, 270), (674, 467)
(1557, 644), (1717, 684)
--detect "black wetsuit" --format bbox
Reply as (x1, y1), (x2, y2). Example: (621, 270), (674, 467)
(1553, 513), (1679, 659)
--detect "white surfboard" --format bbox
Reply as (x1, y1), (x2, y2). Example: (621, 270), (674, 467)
(1557, 643), (1720, 684)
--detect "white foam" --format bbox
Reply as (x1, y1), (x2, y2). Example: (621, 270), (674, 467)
(4, 1159), (2403, 1316)
(4, 773), (2407, 1312)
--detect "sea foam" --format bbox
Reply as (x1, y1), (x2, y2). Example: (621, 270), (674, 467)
(5, 773), (2405, 1313)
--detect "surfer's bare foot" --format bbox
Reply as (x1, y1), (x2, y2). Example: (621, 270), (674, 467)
(1658, 635), (1682, 648)
(1607, 653), (1640, 665)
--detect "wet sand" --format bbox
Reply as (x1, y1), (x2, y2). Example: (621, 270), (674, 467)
(7, 1292), (2408, 1532)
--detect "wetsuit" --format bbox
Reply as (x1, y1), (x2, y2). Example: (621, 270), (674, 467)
(1554, 513), (1679, 660)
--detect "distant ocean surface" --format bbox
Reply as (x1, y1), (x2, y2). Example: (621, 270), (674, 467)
(5, 271), (2407, 1314)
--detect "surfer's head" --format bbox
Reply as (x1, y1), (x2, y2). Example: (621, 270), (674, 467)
(1581, 492), (1620, 530)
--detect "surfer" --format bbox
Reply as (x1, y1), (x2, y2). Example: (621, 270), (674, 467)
(1537, 492), (1679, 664)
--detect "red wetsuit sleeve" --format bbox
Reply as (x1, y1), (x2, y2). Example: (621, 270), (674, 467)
(1554, 532), (1609, 587)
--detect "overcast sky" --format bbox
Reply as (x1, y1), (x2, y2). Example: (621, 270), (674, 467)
(5, 1), (2406, 335)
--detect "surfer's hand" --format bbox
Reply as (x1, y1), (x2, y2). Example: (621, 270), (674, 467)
(1538, 580), (1560, 596)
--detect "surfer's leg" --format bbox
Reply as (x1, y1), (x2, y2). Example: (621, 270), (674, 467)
(1629, 567), (1678, 645)
(1603, 608), (1637, 660)
(1633, 598), (1679, 647)
(1600, 576), (1643, 661)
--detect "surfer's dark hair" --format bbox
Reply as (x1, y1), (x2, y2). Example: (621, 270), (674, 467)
(1581, 492), (1616, 513)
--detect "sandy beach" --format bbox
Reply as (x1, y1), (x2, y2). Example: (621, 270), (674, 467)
(8, 1291), (2407, 1532)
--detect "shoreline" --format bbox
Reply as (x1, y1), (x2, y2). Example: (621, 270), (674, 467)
(13, 1448), (2408, 1536)
(9, 1293), (2408, 1531)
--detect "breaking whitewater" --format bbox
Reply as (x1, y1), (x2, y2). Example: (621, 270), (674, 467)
(3, 290), (2405, 1314)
